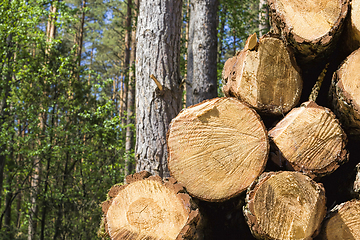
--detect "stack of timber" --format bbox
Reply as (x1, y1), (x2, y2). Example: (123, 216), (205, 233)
(100, 0), (360, 238)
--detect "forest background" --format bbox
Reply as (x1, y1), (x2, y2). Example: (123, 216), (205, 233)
(0, 0), (267, 239)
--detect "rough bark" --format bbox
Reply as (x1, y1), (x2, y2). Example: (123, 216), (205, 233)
(186, 0), (219, 107)
(125, 0), (138, 178)
(268, 0), (349, 64)
(244, 171), (327, 240)
(101, 171), (203, 239)
(135, 0), (183, 177)
(268, 101), (348, 178)
(222, 33), (302, 115)
(319, 199), (360, 239)
(167, 97), (269, 202)
(330, 47), (360, 139)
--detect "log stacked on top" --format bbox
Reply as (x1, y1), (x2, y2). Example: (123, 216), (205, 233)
(268, 101), (348, 178)
(222, 34), (302, 115)
(268, 0), (349, 63)
(167, 97), (269, 202)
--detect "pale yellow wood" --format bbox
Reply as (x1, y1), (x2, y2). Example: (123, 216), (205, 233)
(106, 179), (189, 240)
(331, 48), (360, 137)
(269, 101), (347, 177)
(222, 35), (302, 115)
(168, 97), (269, 201)
(245, 171), (326, 240)
(350, 0), (360, 45)
(275, 0), (341, 40)
(320, 200), (360, 239)
(244, 33), (258, 51)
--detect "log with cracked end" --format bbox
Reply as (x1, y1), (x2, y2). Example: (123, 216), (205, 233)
(268, 101), (348, 178)
(101, 171), (203, 240)
(167, 97), (269, 202)
(319, 199), (360, 239)
(222, 33), (302, 116)
(268, 0), (349, 63)
(244, 171), (327, 240)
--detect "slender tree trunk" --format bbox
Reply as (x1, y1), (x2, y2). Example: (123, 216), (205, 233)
(121, 0), (132, 128)
(186, 0), (219, 107)
(135, 0), (183, 177)
(217, 4), (226, 67)
(29, 3), (56, 239)
(259, 0), (270, 36)
(125, 0), (138, 178)
(77, 0), (86, 67)
(183, 0), (190, 108)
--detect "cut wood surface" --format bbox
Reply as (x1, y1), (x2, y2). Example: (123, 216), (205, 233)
(167, 97), (269, 202)
(319, 199), (360, 239)
(342, 0), (360, 54)
(268, 0), (349, 63)
(101, 171), (203, 240)
(222, 33), (302, 115)
(330, 48), (360, 139)
(268, 101), (348, 178)
(244, 171), (327, 240)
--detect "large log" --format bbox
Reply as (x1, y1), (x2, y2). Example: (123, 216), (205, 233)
(330, 47), (360, 139)
(319, 199), (360, 239)
(167, 97), (269, 202)
(244, 171), (327, 240)
(101, 171), (203, 240)
(222, 33), (302, 115)
(268, 0), (349, 64)
(268, 101), (348, 178)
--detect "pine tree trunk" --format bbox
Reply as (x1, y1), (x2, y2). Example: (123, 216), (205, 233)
(268, 0), (349, 64)
(186, 0), (219, 107)
(135, 0), (183, 177)
(268, 101), (348, 178)
(244, 171), (327, 240)
(167, 97), (269, 202)
(101, 171), (203, 239)
(222, 33), (302, 115)
(259, 0), (270, 36)
(125, 0), (138, 178)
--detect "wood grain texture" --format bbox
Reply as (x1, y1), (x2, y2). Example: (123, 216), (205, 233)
(167, 97), (269, 202)
(244, 171), (327, 240)
(268, 0), (349, 63)
(101, 171), (203, 240)
(269, 101), (348, 178)
(319, 199), (360, 239)
(222, 34), (302, 115)
(330, 48), (360, 139)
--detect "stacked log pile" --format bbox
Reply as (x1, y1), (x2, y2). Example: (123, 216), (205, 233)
(100, 0), (360, 239)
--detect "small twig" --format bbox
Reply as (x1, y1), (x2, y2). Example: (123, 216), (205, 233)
(150, 74), (163, 91)
(309, 63), (330, 102)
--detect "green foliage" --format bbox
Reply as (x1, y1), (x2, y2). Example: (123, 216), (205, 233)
(0, 0), (128, 239)
(0, 0), (260, 238)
